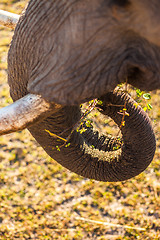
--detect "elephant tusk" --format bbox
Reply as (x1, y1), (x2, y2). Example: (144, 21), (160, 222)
(0, 94), (61, 136)
(0, 10), (20, 29)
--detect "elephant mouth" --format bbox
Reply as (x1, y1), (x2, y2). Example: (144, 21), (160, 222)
(118, 44), (160, 92)
(127, 66), (155, 91)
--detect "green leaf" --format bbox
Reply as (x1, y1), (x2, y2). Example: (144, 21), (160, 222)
(86, 120), (92, 128)
(98, 100), (103, 105)
(147, 103), (153, 110)
(56, 146), (61, 151)
(65, 143), (71, 148)
(134, 103), (139, 108)
(78, 128), (87, 134)
(136, 89), (143, 97)
(117, 83), (123, 88)
(143, 93), (151, 100)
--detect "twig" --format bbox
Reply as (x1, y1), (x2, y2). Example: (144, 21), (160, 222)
(45, 81), (130, 150)
(53, 229), (77, 232)
(76, 217), (146, 231)
(45, 129), (67, 142)
(60, 99), (98, 140)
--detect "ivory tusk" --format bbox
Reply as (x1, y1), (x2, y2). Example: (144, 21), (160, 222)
(0, 10), (20, 29)
(0, 94), (60, 136)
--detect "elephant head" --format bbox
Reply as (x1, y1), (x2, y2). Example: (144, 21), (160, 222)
(0, 0), (159, 181)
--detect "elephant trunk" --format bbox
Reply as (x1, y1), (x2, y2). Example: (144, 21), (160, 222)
(29, 92), (156, 182)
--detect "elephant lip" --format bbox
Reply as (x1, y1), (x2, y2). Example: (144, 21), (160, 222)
(127, 66), (160, 91)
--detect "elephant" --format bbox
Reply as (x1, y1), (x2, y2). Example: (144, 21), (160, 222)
(0, 0), (159, 182)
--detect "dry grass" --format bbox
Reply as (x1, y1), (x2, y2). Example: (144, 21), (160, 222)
(0, 1), (160, 239)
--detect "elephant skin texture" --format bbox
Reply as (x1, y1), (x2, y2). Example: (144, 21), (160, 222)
(6, 0), (159, 181)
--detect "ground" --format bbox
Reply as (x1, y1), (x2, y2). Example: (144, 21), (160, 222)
(0, 1), (160, 239)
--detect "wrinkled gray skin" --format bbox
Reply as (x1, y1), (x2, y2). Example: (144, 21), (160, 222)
(8, 0), (159, 182)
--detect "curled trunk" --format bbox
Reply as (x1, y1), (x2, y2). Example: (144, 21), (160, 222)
(29, 91), (156, 182)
